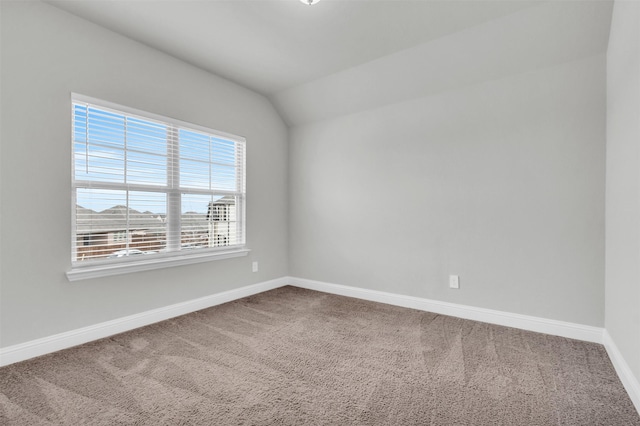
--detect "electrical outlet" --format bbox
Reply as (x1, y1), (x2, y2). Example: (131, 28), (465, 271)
(252, 261), (259, 272)
(449, 275), (459, 289)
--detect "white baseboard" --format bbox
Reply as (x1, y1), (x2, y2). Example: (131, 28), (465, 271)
(603, 330), (640, 414)
(0, 277), (289, 367)
(289, 277), (605, 344)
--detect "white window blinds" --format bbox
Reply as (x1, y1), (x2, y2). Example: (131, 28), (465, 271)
(71, 94), (246, 264)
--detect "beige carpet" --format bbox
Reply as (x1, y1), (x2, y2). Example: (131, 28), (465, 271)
(0, 286), (638, 425)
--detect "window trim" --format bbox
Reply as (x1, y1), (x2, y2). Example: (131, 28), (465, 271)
(67, 93), (248, 281)
(66, 248), (250, 281)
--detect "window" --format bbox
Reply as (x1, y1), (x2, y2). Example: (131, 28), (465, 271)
(68, 94), (247, 280)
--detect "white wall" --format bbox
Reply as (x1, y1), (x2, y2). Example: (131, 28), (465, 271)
(289, 53), (606, 326)
(0, 1), (288, 348)
(606, 0), (640, 386)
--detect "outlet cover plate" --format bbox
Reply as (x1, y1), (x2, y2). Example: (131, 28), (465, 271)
(449, 275), (460, 289)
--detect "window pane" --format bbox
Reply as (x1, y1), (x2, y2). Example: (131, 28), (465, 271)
(76, 189), (127, 261)
(75, 189), (166, 261)
(128, 191), (167, 254)
(181, 194), (211, 249)
(182, 194), (239, 248)
(178, 131), (241, 191)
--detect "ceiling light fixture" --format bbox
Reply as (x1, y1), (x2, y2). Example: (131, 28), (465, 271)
(300, 0), (321, 5)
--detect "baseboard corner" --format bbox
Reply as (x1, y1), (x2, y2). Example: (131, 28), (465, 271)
(603, 330), (640, 414)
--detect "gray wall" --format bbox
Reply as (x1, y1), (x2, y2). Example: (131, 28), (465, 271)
(289, 54), (606, 326)
(606, 0), (640, 384)
(0, 1), (288, 348)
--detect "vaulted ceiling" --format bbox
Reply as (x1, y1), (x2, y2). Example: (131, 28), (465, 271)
(47, 0), (613, 126)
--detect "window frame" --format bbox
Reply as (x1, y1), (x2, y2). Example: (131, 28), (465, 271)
(66, 93), (249, 282)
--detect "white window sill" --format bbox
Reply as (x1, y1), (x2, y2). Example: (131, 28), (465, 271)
(66, 248), (250, 282)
